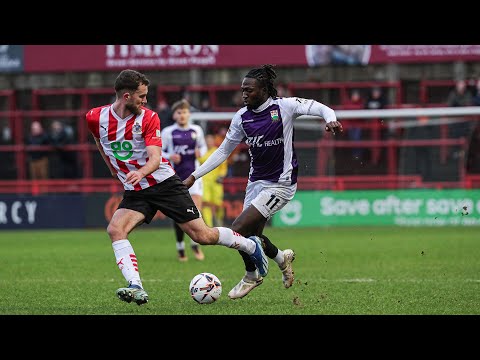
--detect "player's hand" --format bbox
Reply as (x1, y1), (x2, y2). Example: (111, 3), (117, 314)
(195, 148), (201, 158)
(183, 175), (196, 189)
(325, 121), (343, 135)
(126, 170), (145, 186)
(171, 153), (181, 164)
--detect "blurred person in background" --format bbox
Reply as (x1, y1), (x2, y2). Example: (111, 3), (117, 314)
(447, 79), (473, 107)
(231, 90), (244, 108)
(161, 99), (208, 262)
(49, 119), (78, 178)
(365, 86), (389, 142)
(180, 88), (199, 112)
(25, 121), (50, 179)
(344, 89), (365, 161)
(184, 64), (343, 299)
(199, 96), (213, 112)
(86, 69), (269, 305)
(156, 98), (174, 129)
(472, 78), (480, 106)
(447, 79), (474, 140)
(199, 134), (228, 227)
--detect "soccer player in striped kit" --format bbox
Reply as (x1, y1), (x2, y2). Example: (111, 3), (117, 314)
(86, 69), (268, 305)
(184, 64), (343, 299)
(161, 99), (207, 262)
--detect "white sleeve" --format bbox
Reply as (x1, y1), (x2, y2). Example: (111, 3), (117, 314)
(160, 127), (173, 160)
(194, 125), (208, 157)
(283, 97), (337, 123)
(191, 138), (237, 180)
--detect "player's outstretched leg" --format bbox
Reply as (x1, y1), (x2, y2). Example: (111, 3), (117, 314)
(248, 235), (269, 277)
(279, 249), (296, 288)
(228, 275), (264, 299)
(228, 251), (264, 300)
(260, 234), (296, 288)
(116, 284), (149, 305)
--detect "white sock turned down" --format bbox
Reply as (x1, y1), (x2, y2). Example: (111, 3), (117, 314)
(216, 227), (256, 254)
(112, 239), (143, 289)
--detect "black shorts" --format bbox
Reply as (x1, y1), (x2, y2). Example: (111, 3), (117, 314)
(118, 174), (201, 224)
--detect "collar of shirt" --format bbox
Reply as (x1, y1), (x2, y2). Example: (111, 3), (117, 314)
(252, 97), (273, 113)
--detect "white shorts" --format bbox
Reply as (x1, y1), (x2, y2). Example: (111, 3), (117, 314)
(244, 180), (297, 220)
(189, 178), (203, 197)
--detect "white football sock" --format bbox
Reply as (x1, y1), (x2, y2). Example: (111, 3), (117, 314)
(176, 241), (185, 251)
(274, 249), (285, 267)
(246, 270), (260, 280)
(216, 227), (256, 255)
(112, 239), (143, 288)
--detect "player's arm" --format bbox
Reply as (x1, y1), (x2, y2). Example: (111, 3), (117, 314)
(184, 112), (244, 188)
(125, 145), (161, 186)
(184, 138), (237, 188)
(291, 97), (343, 134)
(93, 136), (117, 179)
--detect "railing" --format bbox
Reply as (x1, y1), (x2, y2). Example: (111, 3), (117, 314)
(1, 106), (479, 191)
(4, 175), (480, 195)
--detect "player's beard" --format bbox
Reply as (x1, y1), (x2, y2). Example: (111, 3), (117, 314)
(126, 102), (142, 115)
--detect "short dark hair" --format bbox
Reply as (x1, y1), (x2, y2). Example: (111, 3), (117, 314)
(171, 99), (191, 113)
(114, 69), (150, 94)
(245, 64), (278, 98)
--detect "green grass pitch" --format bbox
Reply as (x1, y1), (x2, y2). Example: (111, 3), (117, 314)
(0, 226), (479, 315)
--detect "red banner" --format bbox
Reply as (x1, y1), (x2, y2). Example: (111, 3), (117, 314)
(369, 45), (480, 63)
(24, 45), (307, 72)
(22, 45), (480, 73)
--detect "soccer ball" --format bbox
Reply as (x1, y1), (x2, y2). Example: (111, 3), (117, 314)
(189, 272), (222, 304)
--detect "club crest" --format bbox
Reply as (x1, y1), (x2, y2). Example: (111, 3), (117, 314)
(132, 122), (142, 134)
(270, 110), (279, 122)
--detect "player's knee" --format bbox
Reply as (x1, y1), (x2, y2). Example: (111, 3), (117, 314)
(107, 223), (124, 240)
(189, 228), (216, 245)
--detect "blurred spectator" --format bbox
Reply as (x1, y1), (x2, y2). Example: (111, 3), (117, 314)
(0, 122), (15, 180)
(466, 122), (480, 173)
(365, 86), (389, 140)
(25, 121), (50, 179)
(156, 98), (174, 129)
(199, 96), (212, 112)
(472, 78), (480, 106)
(276, 83), (292, 98)
(447, 79), (473, 107)
(344, 89), (364, 160)
(365, 87), (387, 110)
(181, 89), (199, 112)
(1, 122), (11, 144)
(447, 80), (474, 140)
(399, 116), (437, 182)
(231, 90), (244, 108)
(49, 120), (78, 178)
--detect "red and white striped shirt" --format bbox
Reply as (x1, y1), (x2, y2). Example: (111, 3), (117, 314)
(86, 105), (175, 191)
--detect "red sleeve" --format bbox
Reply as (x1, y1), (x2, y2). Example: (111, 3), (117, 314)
(86, 108), (100, 139)
(143, 110), (162, 147)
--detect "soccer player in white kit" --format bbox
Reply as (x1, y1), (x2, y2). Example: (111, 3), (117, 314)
(86, 69), (269, 305)
(161, 99), (207, 262)
(184, 64), (343, 299)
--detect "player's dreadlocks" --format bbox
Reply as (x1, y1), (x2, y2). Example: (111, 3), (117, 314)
(245, 64), (278, 98)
